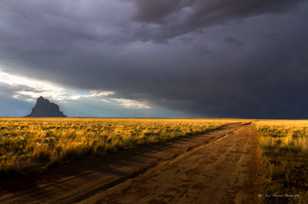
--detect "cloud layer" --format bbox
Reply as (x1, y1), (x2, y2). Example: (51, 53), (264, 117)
(0, 0), (307, 117)
(135, 0), (303, 39)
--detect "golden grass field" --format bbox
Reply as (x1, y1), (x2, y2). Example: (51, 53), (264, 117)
(0, 118), (240, 175)
(256, 120), (308, 200)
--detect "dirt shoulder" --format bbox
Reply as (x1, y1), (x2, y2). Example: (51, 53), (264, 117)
(0, 123), (259, 204)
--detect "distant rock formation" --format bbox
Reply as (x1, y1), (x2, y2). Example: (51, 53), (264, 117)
(28, 96), (66, 117)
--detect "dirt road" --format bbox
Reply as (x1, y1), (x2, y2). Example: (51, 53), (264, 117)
(0, 123), (263, 204)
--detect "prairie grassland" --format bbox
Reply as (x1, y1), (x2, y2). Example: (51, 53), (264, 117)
(0, 118), (236, 175)
(256, 120), (308, 202)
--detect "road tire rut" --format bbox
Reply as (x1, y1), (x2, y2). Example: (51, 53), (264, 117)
(81, 125), (262, 204)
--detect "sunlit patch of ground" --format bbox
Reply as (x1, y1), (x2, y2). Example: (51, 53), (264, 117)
(256, 120), (308, 203)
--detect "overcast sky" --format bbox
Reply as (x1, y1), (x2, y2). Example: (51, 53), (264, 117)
(0, 0), (307, 118)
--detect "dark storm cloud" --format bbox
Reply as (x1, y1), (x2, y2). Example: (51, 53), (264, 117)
(0, 0), (308, 117)
(136, 0), (302, 22)
(134, 0), (304, 39)
(135, 0), (181, 22)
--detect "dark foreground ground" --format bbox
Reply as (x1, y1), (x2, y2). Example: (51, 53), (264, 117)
(0, 123), (263, 204)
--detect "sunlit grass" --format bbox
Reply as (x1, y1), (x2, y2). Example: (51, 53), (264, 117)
(256, 120), (308, 202)
(0, 118), (237, 175)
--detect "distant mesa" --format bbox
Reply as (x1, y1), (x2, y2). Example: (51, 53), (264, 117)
(27, 96), (66, 117)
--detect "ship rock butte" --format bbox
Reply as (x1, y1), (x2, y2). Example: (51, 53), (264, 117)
(28, 96), (66, 117)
